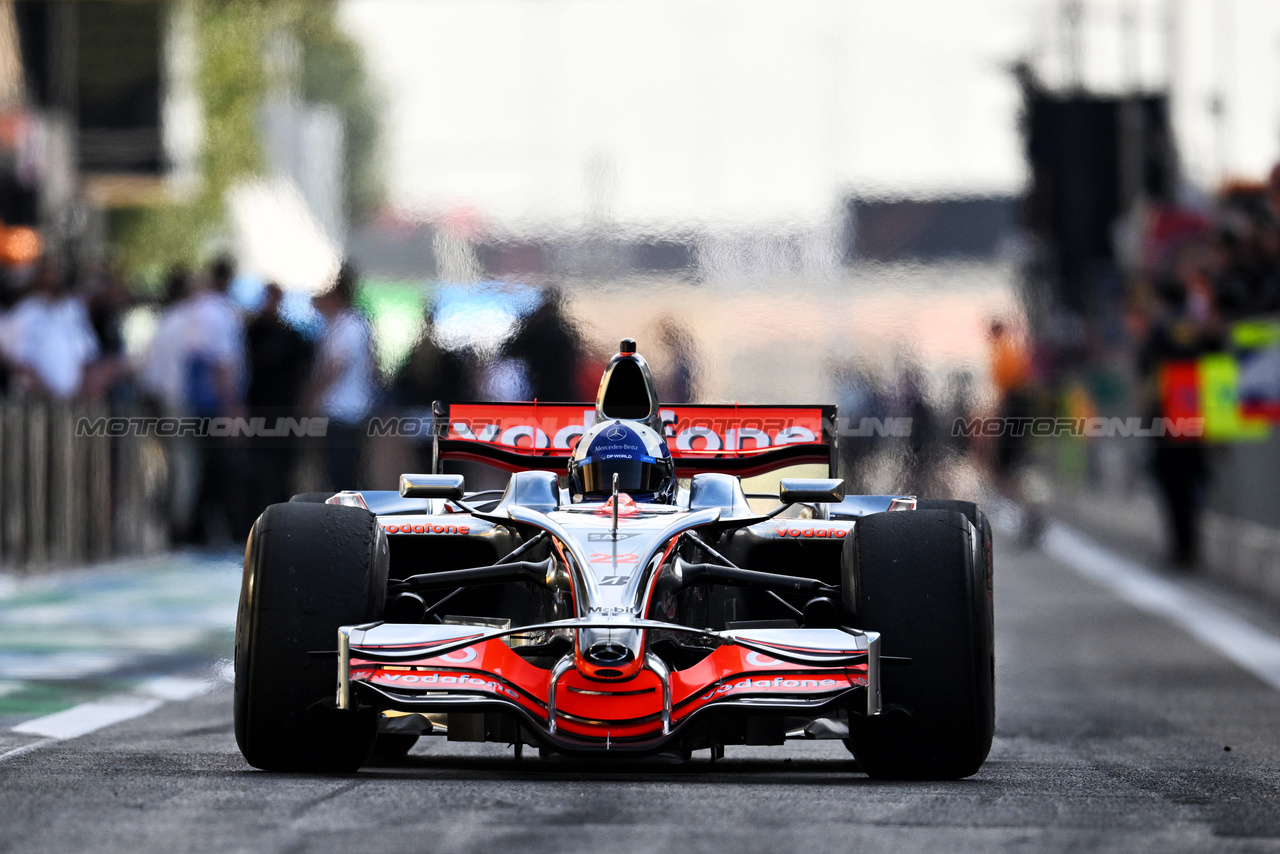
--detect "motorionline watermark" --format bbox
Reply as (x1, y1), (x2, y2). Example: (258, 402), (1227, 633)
(74, 414), (1202, 442)
(75, 416), (330, 438)
(367, 415), (919, 443)
(952, 416), (1205, 439)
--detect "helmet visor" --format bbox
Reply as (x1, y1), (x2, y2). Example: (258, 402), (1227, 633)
(577, 458), (671, 496)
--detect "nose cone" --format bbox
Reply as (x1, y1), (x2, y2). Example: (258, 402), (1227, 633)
(584, 641), (635, 667)
(575, 628), (646, 680)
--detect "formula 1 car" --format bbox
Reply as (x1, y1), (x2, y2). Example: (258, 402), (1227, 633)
(234, 340), (994, 779)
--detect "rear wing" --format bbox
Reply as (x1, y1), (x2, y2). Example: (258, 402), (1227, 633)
(432, 402), (838, 478)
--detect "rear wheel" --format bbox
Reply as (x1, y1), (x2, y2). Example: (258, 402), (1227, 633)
(234, 502), (388, 771)
(843, 509), (994, 779)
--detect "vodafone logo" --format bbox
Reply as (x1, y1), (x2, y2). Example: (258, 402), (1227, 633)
(367, 669), (520, 699)
(746, 651), (780, 667)
(698, 674), (856, 701)
(430, 646), (477, 664)
(445, 404), (827, 454)
(383, 523), (471, 535)
(776, 527), (848, 539)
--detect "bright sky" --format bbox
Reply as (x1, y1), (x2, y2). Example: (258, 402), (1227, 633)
(339, 0), (1280, 229)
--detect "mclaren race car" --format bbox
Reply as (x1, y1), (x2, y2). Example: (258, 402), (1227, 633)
(234, 340), (994, 779)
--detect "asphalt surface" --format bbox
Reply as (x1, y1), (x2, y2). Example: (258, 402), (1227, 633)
(2, 531), (1280, 853)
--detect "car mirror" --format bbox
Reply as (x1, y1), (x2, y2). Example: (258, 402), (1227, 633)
(778, 478), (845, 504)
(399, 473), (465, 500)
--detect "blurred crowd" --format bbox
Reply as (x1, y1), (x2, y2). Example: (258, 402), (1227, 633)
(0, 255), (374, 544)
(830, 163), (1280, 562)
(0, 252), (703, 547)
(1121, 168), (1280, 565)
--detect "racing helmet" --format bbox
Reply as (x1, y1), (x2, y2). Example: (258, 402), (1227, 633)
(567, 420), (676, 503)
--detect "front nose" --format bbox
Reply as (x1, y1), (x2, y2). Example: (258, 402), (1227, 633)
(584, 641), (635, 666)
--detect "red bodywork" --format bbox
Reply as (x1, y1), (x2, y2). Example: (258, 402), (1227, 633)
(352, 635), (869, 742)
(435, 402), (837, 476)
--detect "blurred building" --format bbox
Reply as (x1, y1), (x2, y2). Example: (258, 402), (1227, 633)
(1020, 77), (1177, 319)
(0, 1), (346, 282)
(844, 197), (1021, 264)
(5, 0), (180, 259)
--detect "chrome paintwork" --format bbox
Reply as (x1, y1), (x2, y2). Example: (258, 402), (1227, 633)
(645, 652), (672, 735)
(546, 654), (577, 735)
(340, 486), (882, 751)
(341, 619), (875, 669)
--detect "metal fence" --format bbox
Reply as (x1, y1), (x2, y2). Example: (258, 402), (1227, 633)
(0, 402), (166, 570)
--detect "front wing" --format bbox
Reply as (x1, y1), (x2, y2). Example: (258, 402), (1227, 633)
(338, 620), (879, 754)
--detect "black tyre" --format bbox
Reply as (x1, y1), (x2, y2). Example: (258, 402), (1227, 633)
(235, 502), (389, 772)
(289, 492), (335, 504)
(843, 509), (994, 779)
(916, 500), (996, 734)
(915, 499), (993, 590)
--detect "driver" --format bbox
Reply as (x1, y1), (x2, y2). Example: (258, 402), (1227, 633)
(567, 420), (676, 504)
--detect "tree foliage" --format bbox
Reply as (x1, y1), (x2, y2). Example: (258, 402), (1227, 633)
(111, 0), (381, 284)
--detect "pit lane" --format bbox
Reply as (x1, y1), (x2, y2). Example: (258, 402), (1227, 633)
(2, 529), (1279, 853)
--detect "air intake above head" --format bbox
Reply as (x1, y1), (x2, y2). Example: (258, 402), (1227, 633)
(595, 339), (662, 430)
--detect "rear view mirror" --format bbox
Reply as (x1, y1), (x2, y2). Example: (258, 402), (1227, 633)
(779, 478), (845, 505)
(399, 473), (465, 500)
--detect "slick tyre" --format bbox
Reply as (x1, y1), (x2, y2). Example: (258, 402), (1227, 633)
(915, 499), (993, 596)
(844, 509), (994, 780)
(235, 502), (389, 772)
(915, 499), (995, 735)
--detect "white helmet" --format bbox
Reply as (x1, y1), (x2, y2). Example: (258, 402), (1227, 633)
(567, 420), (676, 503)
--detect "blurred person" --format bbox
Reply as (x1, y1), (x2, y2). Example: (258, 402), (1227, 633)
(985, 318), (1047, 542)
(80, 265), (134, 402)
(246, 282), (315, 509)
(1140, 273), (1219, 568)
(186, 255), (248, 544)
(86, 266), (130, 358)
(833, 360), (887, 492)
(989, 319), (1033, 468)
(394, 314), (476, 474)
(506, 288), (582, 401)
(891, 361), (939, 497)
(394, 314), (475, 408)
(136, 266), (201, 543)
(478, 354), (530, 401)
(306, 262), (376, 491)
(655, 316), (699, 403)
(574, 340), (612, 402)
(1206, 224), (1252, 316)
(184, 256), (246, 420)
(0, 257), (100, 401)
(137, 266), (194, 411)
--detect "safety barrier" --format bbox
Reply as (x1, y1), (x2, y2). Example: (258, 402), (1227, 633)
(0, 402), (165, 570)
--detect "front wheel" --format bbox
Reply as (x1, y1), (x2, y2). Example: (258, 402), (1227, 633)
(844, 509), (994, 779)
(234, 501), (388, 771)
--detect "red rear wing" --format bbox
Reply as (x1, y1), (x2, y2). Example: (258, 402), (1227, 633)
(432, 402), (838, 477)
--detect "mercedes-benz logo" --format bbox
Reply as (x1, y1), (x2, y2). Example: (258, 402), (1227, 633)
(606, 425), (627, 440)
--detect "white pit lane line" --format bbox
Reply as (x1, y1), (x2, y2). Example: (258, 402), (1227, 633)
(1044, 523), (1280, 692)
(0, 676), (212, 764)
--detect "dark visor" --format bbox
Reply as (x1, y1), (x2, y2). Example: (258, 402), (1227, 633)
(578, 459), (669, 495)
